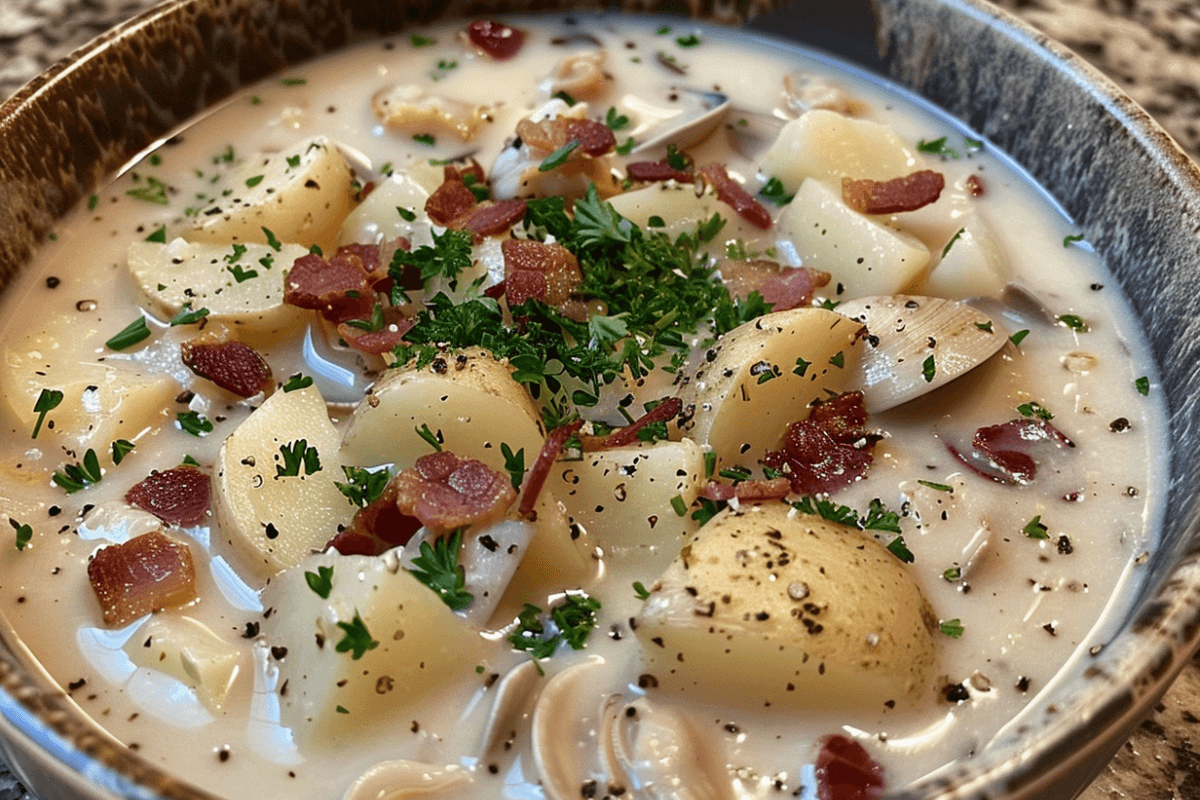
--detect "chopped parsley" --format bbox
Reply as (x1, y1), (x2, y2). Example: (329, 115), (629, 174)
(916, 137), (960, 159)
(145, 225), (167, 243)
(245, 174), (264, 188)
(111, 439), (135, 465)
(1022, 515), (1049, 540)
(942, 566), (962, 581)
(632, 581), (651, 600)
(170, 305), (210, 326)
(125, 176), (169, 204)
(500, 443), (525, 491)
(409, 529), (473, 610)
(10, 519), (32, 552)
(605, 106), (630, 131)
(262, 227), (283, 252)
(276, 439), (322, 477)
(675, 33), (702, 48)
(1135, 375), (1150, 396)
(282, 373), (313, 392)
(508, 592), (601, 660)
(539, 140), (581, 172)
(1057, 314), (1089, 332)
(413, 133), (436, 146)
(335, 466), (392, 508)
(415, 423), (444, 452)
(335, 612), (379, 660)
(1017, 401), (1053, 421)
(105, 317), (151, 351)
(305, 565), (334, 599)
(390, 227), (473, 291)
(52, 449), (103, 494)
(410, 33), (436, 46)
(1063, 233), (1085, 247)
(226, 264), (258, 283)
(918, 480), (954, 493)
(940, 618), (965, 638)
(794, 496), (911, 561)
(758, 176), (794, 206)
(1009, 329), (1030, 347)
(31, 388), (63, 439)
(922, 355), (936, 383)
(176, 411), (213, 437)
(281, 77), (307, 86)
(941, 227), (965, 258)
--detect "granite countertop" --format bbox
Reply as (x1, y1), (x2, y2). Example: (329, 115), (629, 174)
(2, 0), (1198, 799)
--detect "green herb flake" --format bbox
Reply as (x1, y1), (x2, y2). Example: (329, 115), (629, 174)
(1022, 515), (1049, 540)
(276, 439), (322, 478)
(1057, 314), (1089, 332)
(670, 494), (688, 517)
(633, 581), (651, 600)
(105, 317), (151, 351)
(181, 455), (200, 467)
(335, 612), (379, 660)
(336, 705), (349, 714)
(922, 354), (936, 383)
(415, 423), (444, 452)
(335, 466), (392, 508)
(170, 305), (210, 326)
(262, 227), (283, 252)
(10, 519), (32, 552)
(656, 25), (671, 35)
(675, 33), (702, 48)
(941, 227), (965, 258)
(281, 77), (307, 86)
(286, 154), (301, 169)
(942, 566), (962, 582)
(703, 451), (717, 478)
(792, 357), (811, 377)
(964, 136), (983, 151)
(500, 443), (525, 491)
(413, 133), (436, 147)
(605, 106), (630, 131)
(111, 439), (135, 465)
(125, 176), (169, 204)
(87, 194), (100, 210)
(829, 351), (845, 369)
(918, 480), (954, 493)
(409, 529), (473, 610)
(1009, 329), (1030, 347)
(1017, 402), (1054, 421)
(940, 618), (965, 638)
(1135, 376), (1150, 396)
(616, 137), (636, 155)
(397, 206), (416, 222)
(508, 593), (601, 659)
(226, 264), (258, 283)
(177, 411), (213, 437)
(31, 388), (64, 439)
(1063, 233), (1085, 248)
(282, 373), (313, 392)
(145, 225), (167, 243)
(52, 449), (103, 494)
(974, 321), (994, 333)
(304, 565), (334, 599)
(245, 175), (265, 188)
(917, 136), (960, 159)
(411, 34), (436, 47)
(887, 535), (915, 563)
(758, 176), (794, 206)
(539, 140), (581, 172)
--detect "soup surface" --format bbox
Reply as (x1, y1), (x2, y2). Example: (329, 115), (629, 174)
(0, 13), (1164, 800)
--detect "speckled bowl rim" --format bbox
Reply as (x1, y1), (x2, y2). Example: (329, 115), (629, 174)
(2, 1), (1200, 799)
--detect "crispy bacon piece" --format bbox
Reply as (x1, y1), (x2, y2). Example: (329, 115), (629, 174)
(426, 166), (480, 226)
(627, 161), (694, 183)
(720, 259), (830, 312)
(467, 20), (525, 60)
(515, 117), (616, 158)
(392, 451), (516, 532)
(125, 466), (210, 527)
(763, 391), (880, 496)
(463, 198), (527, 237)
(701, 477), (792, 503)
(815, 734), (885, 800)
(326, 529), (379, 557)
(336, 313), (414, 355)
(501, 238), (583, 307)
(328, 479), (424, 556)
(181, 335), (273, 398)
(87, 531), (197, 627)
(966, 174), (985, 197)
(520, 419), (585, 516)
(284, 246), (376, 323)
(841, 170), (945, 215)
(947, 418), (1074, 485)
(580, 398), (682, 450)
(699, 163), (772, 229)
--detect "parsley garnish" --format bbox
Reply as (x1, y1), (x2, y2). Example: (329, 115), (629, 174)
(177, 411), (213, 437)
(887, 535), (915, 563)
(224, 243), (247, 264)
(227, 264), (258, 283)
(917, 137), (960, 159)
(145, 225), (167, 243)
(276, 439), (321, 477)
(343, 303), (386, 332)
(1057, 314), (1089, 332)
(170, 305), (210, 326)
(262, 227), (283, 252)
(245, 175), (264, 188)
(31, 388), (63, 439)
(922, 354), (936, 383)
(794, 497), (911, 561)
(759, 176), (794, 206)
(605, 107), (630, 131)
(1135, 375), (1150, 396)
(282, 373), (313, 392)
(397, 206), (416, 222)
(1009, 329), (1030, 347)
(508, 593), (601, 659)
(941, 227), (965, 258)
(111, 439), (135, 465)
(1063, 233), (1085, 247)
(413, 133), (436, 146)
(335, 466), (392, 508)
(616, 137), (636, 155)
(539, 140), (581, 172)
(415, 423), (444, 452)
(53, 449), (103, 493)
(105, 317), (151, 351)
(281, 77), (307, 86)
(389, 227), (473, 290)
(335, 612), (379, 660)
(305, 565), (334, 599)
(918, 480), (954, 493)
(9, 519), (32, 552)
(409, 529), (473, 610)
(975, 320), (994, 333)
(87, 194), (99, 210)
(633, 581), (651, 600)
(675, 33), (702, 47)
(500, 443), (525, 491)
(1017, 402), (1053, 421)
(286, 154), (301, 169)
(942, 566), (962, 581)
(1022, 515), (1049, 540)
(126, 176), (168, 204)
(940, 618), (965, 638)
(410, 34), (436, 46)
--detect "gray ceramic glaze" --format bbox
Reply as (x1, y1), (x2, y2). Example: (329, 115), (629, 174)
(1, 1), (1199, 799)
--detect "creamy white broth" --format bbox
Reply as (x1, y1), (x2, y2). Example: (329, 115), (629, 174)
(0, 12), (1164, 800)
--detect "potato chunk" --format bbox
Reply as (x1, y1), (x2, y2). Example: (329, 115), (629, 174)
(124, 616), (242, 708)
(185, 136), (354, 252)
(340, 347), (546, 476)
(635, 502), (939, 711)
(215, 384), (352, 579)
(674, 307), (863, 470)
(261, 552), (491, 743)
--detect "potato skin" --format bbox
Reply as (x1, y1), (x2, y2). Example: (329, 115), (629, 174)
(635, 501), (939, 711)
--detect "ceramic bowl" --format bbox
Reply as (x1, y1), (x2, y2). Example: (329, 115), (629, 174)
(2, 0), (1200, 798)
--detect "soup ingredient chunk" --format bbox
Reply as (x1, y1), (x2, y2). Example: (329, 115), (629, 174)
(635, 502), (938, 710)
(87, 530), (198, 626)
(125, 465), (210, 527)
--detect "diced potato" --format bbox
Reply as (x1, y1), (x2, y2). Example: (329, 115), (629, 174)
(925, 220), (1009, 300)
(340, 347), (546, 476)
(185, 137), (354, 253)
(549, 439), (705, 570)
(635, 502), (939, 710)
(261, 552), (492, 743)
(759, 109), (919, 192)
(496, 490), (596, 619)
(337, 171), (433, 248)
(128, 238), (308, 346)
(215, 384), (352, 579)
(674, 307), (863, 470)
(124, 616), (242, 708)
(774, 179), (931, 299)
(606, 182), (764, 245)
(372, 85), (494, 141)
(2, 320), (177, 465)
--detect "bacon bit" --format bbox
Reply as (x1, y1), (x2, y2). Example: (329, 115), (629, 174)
(815, 734), (885, 800)
(463, 198), (528, 237)
(966, 174), (985, 197)
(720, 259), (830, 312)
(521, 419), (585, 516)
(425, 167), (480, 226)
(87, 531), (197, 627)
(337, 479), (424, 554)
(483, 280), (507, 299)
(841, 170), (945, 215)
(336, 316), (414, 355)
(698, 163), (772, 229)
(392, 451), (516, 532)
(627, 160), (694, 183)
(565, 119), (617, 157)
(338, 243), (385, 283)
(284, 247), (375, 323)
(181, 336), (273, 398)
(763, 391), (880, 495)
(701, 477), (792, 503)
(502, 238), (583, 307)
(125, 466), (210, 527)
(948, 418), (1074, 485)
(580, 397), (682, 450)
(467, 20), (525, 60)
(325, 529), (379, 557)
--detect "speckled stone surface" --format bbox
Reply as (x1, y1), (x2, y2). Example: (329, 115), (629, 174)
(2, 1), (1199, 799)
